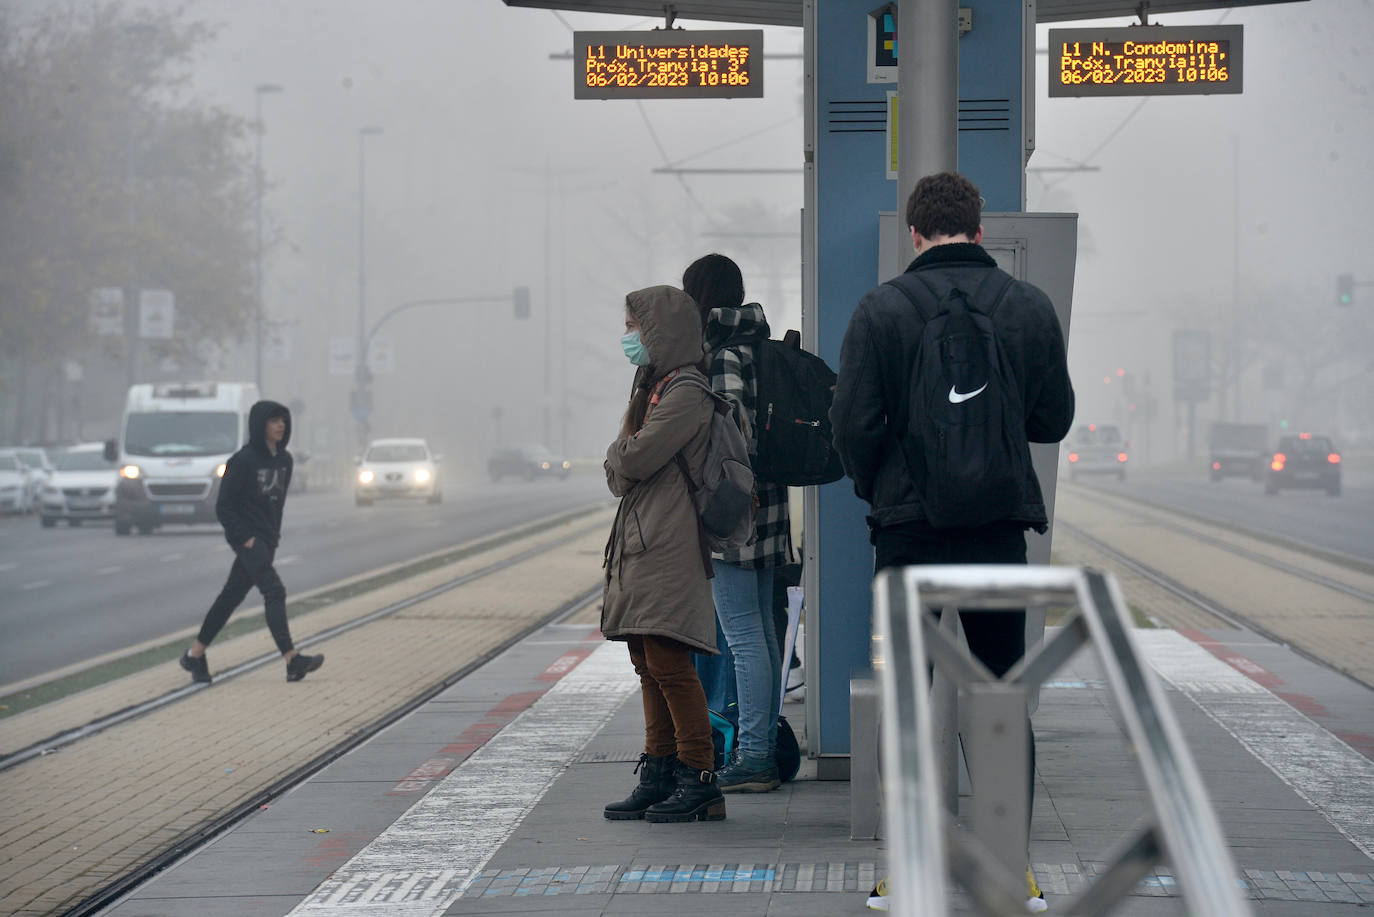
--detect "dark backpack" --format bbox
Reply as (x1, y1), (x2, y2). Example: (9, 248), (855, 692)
(885, 269), (1031, 529)
(663, 374), (756, 553)
(751, 330), (845, 486)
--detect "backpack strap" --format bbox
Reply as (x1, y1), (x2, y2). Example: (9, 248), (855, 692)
(663, 373), (717, 579)
(886, 267), (1015, 322)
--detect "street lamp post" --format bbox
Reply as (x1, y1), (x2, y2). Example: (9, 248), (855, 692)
(355, 125), (383, 447)
(254, 83), (283, 392)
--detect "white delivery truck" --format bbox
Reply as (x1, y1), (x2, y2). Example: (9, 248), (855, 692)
(104, 381), (259, 535)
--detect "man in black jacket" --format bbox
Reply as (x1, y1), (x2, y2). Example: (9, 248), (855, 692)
(831, 172), (1072, 913)
(180, 400), (324, 684)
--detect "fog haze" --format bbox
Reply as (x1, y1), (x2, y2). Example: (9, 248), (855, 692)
(3, 0), (1371, 469)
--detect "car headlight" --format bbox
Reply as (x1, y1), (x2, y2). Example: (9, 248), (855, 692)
(562, 460), (571, 470)
(414, 468), (432, 484)
(120, 465), (142, 480)
(540, 461), (551, 470)
(358, 470), (375, 485)
(215, 463), (227, 478)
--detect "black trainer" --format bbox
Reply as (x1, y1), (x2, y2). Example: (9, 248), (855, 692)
(286, 652), (325, 682)
(180, 651), (212, 685)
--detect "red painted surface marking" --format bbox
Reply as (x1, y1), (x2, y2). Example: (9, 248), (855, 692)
(1176, 628), (1373, 763)
(538, 645), (597, 682)
(303, 831), (372, 868)
(301, 636), (607, 868)
(388, 641), (603, 793)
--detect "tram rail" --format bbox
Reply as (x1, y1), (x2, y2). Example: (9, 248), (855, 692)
(0, 509), (615, 917)
(1058, 481), (1374, 691)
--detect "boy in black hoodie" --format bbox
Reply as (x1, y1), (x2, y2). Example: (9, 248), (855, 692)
(180, 400), (324, 684)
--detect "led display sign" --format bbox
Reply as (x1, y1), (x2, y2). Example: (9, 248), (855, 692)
(1048, 25), (1243, 97)
(574, 30), (763, 100)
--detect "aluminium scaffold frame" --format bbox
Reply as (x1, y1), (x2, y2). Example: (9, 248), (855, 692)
(872, 564), (1254, 917)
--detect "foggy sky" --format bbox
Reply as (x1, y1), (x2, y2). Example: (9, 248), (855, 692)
(7, 0), (1372, 464)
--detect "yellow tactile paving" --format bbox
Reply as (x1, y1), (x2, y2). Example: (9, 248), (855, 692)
(0, 510), (614, 916)
(1055, 488), (1374, 687)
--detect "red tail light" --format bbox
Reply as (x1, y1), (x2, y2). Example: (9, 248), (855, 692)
(1271, 453), (1286, 471)
(1299, 432), (1312, 440)
(1212, 461), (1221, 470)
(1068, 453), (1079, 462)
(1117, 453), (1128, 463)
(1328, 453), (1341, 464)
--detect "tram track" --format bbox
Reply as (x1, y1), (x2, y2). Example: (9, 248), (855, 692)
(0, 519), (606, 773)
(0, 508), (616, 917)
(1058, 482), (1374, 691)
(61, 584), (604, 917)
(1066, 482), (1374, 606)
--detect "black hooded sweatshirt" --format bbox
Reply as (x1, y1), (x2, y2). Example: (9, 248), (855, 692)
(216, 400), (293, 549)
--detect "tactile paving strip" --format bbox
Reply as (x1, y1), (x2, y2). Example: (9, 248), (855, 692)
(462, 862), (1374, 902)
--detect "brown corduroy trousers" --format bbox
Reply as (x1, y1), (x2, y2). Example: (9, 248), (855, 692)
(625, 634), (714, 772)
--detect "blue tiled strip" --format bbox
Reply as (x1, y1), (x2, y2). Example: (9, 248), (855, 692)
(462, 863), (1374, 903)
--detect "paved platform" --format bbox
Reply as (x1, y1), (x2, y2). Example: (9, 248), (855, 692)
(100, 605), (1374, 916)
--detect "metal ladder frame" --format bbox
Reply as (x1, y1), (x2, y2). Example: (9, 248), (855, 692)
(872, 564), (1254, 916)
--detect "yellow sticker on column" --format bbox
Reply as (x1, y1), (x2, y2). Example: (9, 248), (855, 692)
(886, 91), (898, 180)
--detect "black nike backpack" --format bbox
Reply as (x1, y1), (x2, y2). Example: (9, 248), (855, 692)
(885, 269), (1031, 529)
(751, 330), (845, 486)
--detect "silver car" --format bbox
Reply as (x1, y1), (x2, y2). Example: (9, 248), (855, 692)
(0, 446), (52, 512)
(39, 443), (118, 527)
(0, 454), (28, 514)
(354, 438), (443, 506)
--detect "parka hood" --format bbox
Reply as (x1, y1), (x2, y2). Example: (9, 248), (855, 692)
(704, 302), (771, 353)
(626, 285), (704, 372)
(248, 400), (292, 451)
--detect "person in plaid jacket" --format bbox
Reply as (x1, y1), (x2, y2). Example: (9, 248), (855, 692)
(683, 253), (793, 793)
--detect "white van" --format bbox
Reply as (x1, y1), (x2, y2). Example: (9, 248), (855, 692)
(105, 382), (259, 535)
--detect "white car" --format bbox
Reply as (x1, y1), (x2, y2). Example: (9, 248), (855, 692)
(354, 438), (442, 506)
(0, 454), (29, 514)
(39, 443), (119, 527)
(0, 446), (52, 512)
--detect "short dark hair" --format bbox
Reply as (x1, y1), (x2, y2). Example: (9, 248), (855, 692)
(905, 171), (982, 240)
(682, 253), (744, 324)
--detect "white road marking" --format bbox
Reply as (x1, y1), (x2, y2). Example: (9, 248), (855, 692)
(1137, 630), (1374, 859)
(159, 552), (186, 563)
(289, 641), (638, 916)
(20, 580), (52, 591)
(96, 566), (124, 576)
(276, 554), (301, 566)
(0, 562), (18, 572)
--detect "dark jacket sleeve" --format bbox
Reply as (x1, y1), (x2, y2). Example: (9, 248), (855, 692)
(275, 452), (293, 538)
(1023, 294), (1075, 443)
(216, 453), (253, 547)
(829, 301), (888, 503)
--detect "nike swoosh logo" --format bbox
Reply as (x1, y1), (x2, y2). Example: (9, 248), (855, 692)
(948, 383), (988, 404)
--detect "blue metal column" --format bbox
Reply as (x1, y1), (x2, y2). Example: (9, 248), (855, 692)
(808, 0), (1030, 770)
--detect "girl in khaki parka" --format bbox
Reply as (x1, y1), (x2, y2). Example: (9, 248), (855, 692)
(602, 285), (726, 824)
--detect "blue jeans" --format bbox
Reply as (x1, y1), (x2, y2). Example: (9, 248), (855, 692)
(711, 562), (780, 761)
(693, 616), (738, 715)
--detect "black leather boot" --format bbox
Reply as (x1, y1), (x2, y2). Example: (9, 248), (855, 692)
(644, 761), (726, 823)
(603, 753), (677, 820)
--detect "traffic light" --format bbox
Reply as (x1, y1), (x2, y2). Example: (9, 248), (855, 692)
(513, 286), (531, 319)
(1337, 273), (1353, 306)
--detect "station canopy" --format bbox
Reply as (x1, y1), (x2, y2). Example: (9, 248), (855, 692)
(502, 0), (1303, 27)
